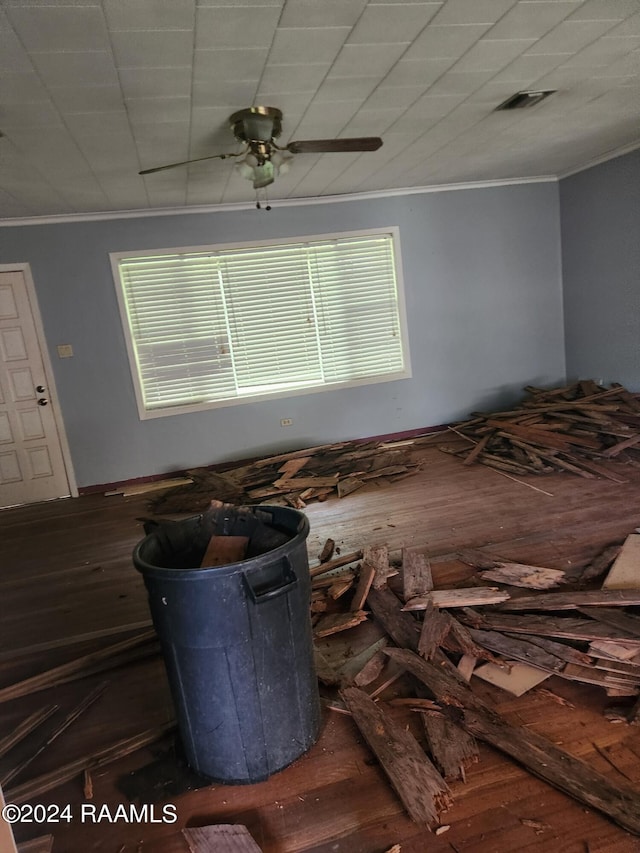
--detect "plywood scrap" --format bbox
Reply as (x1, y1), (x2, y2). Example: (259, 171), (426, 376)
(181, 824), (262, 852)
(341, 687), (452, 826)
(5, 722), (176, 805)
(602, 534), (640, 590)
(200, 535), (248, 567)
(421, 713), (478, 781)
(385, 647), (640, 836)
(402, 547), (433, 601)
(313, 611), (368, 639)
(473, 661), (552, 696)
(403, 588), (510, 611)
(479, 562), (566, 590)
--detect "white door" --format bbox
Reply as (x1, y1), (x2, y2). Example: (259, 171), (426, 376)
(0, 269), (71, 507)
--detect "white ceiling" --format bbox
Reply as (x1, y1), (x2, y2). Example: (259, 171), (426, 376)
(0, 0), (638, 219)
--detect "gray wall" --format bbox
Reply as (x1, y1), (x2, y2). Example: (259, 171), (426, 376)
(0, 181), (565, 488)
(560, 148), (640, 391)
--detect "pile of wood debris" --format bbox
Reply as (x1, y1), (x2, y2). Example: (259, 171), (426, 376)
(438, 380), (640, 480)
(151, 438), (422, 514)
(310, 532), (640, 834)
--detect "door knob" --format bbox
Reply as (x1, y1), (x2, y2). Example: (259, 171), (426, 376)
(37, 398), (48, 406)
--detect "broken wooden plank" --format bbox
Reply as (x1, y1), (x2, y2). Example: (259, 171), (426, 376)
(506, 633), (593, 666)
(337, 476), (366, 498)
(466, 628), (565, 672)
(602, 534), (640, 590)
(457, 654), (478, 682)
(578, 543), (623, 583)
(5, 722), (176, 805)
(421, 713), (478, 781)
(418, 603), (452, 660)
(309, 551), (363, 578)
(350, 562), (375, 612)
(402, 547), (434, 601)
(403, 588), (510, 611)
(1, 683), (108, 787)
(460, 611), (640, 644)
(313, 611), (368, 638)
(560, 663), (640, 690)
(278, 456), (311, 478)
(479, 562), (566, 590)
(0, 631), (158, 704)
(317, 538), (335, 563)
(181, 824), (262, 852)
(353, 649), (388, 687)
(200, 535), (248, 567)
(385, 647), (640, 836)
(367, 587), (420, 652)
(341, 686), (452, 826)
(364, 544), (396, 590)
(578, 607), (640, 638)
(0, 705), (58, 761)
(498, 589), (640, 611)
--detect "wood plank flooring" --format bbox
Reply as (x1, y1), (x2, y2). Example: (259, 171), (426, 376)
(2, 445), (640, 852)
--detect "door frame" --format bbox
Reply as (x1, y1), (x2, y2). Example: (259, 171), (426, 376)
(0, 262), (78, 500)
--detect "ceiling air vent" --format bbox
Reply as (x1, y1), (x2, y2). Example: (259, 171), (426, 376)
(495, 90), (556, 111)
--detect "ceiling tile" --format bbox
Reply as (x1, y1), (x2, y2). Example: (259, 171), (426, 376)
(329, 42), (410, 77)
(111, 29), (194, 68)
(313, 76), (379, 101)
(363, 84), (427, 109)
(4, 5), (111, 52)
(192, 79), (258, 108)
(347, 3), (442, 44)
(490, 51), (573, 83)
(0, 102), (62, 128)
(0, 30), (38, 72)
(259, 64), (331, 94)
(64, 110), (131, 137)
(427, 69), (495, 95)
(119, 66), (193, 100)
(0, 73), (49, 104)
(567, 0), (640, 21)
(268, 27), (350, 65)
(290, 101), (361, 136)
(278, 0), (367, 28)
(49, 85), (125, 114)
(194, 47), (269, 79)
(403, 24), (492, 60)
(195, 5), (281, 49)
(451, 37), (537, 72)
(431, 0), (518, 26)
(29, 51), (120, 86)
(126, 97), (191, 126)
(104, 0), (195, 30)
(487, 2), (581, 40)
(382, 57), (455, 86)
(564, 34), (640, 67)
(527, 18), (620, 54)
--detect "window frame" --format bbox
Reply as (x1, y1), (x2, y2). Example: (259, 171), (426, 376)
(111, 227), (411, 420)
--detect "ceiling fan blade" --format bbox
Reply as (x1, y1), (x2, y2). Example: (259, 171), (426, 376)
(286, 137), (383, 154)
(139, 151), (239, 175)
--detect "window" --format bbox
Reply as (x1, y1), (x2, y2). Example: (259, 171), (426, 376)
(112, 228), (410, 418)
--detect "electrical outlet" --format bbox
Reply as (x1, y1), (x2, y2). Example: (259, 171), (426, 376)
(280, 418), (293, 427)
(57, 344), (74, 358)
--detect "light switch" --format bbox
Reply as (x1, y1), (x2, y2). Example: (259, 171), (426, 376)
(57, 344), (74, 358)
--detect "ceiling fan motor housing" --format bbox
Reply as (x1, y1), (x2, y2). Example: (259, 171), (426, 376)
(230, 106), (283, 144)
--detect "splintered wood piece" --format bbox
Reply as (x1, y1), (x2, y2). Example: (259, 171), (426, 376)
(318, 538), (335, 563)
(385, 647), (640, 836)
(579, 543), (623, 583)
(313, 610), (368, 638)
(508, 633), (593, 666)
(337, 476), (366, 498)
(1, 682), (108, 787)
(273, 476), (338, 490)
(364, 544), (395, 590)
(442, 617), (501, 663)
(350, 562), (375, 612)
(309, 551), (363, 578)
(0, 630), (157, 704)
(278, 456), (311, 478)
(200, 535), (249, 567)
(473, 661), (552, 696)
(579, 607), (640, 638)
(466, 628), (565, 672)
(5, 722), (176, 805)
(403, 588), (510, 611)
(421, 713), (479, 781)
(418, 602), (452, 659)
(328, 578), (354, 600)
(182, 824), (262, 851)
(461, 611), (640, 644)
(353, 649), (388, 687)
(341, 687), (452, 826)
(480, 562), (566, 590)
(456, 549), (501, 570)
(0, 705), (58, 760)
(402, 547), (434, 601)
(498, 589), (640, 611)
(602, 535), (640, 590)
(561, 663), (640, 689)
(367, 587), (421, 652)
(457, 654), (478, 682)
(462, 431), (493, 465)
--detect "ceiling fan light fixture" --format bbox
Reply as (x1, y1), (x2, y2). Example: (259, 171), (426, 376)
(495, 90), (556, 111)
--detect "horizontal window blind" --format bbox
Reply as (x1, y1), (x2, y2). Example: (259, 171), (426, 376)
(115, 231), (409, 416)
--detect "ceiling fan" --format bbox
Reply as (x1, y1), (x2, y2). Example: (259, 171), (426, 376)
(138, 106), (383, 190)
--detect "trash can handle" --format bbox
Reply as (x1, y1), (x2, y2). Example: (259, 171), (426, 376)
(243, 556), (298, 604)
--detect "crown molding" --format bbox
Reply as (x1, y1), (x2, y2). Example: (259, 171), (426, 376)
(558, 139), (640, 180)
(0, 174), (557, 228)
